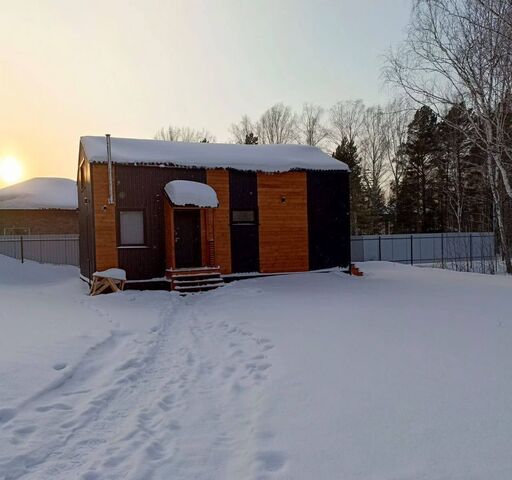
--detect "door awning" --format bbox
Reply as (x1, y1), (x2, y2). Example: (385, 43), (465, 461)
(164, 180), (219, 208)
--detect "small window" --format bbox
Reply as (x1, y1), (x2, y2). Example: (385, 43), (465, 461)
(232, 210), (257, 224)
(4, 227), (30, 235)
(119, 210), (145, 245)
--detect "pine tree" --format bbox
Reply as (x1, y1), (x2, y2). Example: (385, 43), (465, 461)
(244, 133), (258, 145)
(332, 137), (369, 234)
(396, 106), (440, 232)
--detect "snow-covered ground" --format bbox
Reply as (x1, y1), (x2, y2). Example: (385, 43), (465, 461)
(0, 256), (511, 480)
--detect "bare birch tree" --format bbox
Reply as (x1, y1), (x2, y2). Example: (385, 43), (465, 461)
(297, 103), (330, 147)
(385, 0), (512, 271)
(155, 125), (215, 143)
(359, 106), (389, 232)
(258, 103), (297, 144)
(329, 99), (365, 145)
(229, 115), (256, 144)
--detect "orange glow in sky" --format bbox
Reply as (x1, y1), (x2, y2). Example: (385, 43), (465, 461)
(0, 157), (23, 186)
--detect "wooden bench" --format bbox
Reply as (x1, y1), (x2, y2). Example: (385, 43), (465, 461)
(90, 269), (127, 296)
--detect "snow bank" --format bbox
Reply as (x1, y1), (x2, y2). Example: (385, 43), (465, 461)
(1, 258), (511, 479)
(0, 177), (77, 210)
(81, 136), (349, 172)
(164, 180), (219, 207)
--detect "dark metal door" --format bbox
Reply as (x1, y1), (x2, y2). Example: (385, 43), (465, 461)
(231, 225), (259, 273)
(229, 171), (260, 273)
(174, 210), (202, 268)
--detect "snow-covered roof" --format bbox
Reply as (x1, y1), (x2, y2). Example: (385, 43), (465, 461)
(81, 136), (349, 172)
(0, 177), (78, 210)
(164, 180), (219, 208)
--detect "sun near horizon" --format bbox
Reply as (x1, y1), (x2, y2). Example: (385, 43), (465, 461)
(0, 156), (23, 187)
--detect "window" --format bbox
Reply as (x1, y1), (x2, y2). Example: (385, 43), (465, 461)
(4, 227), (30, 235)
(119, 210), (145, 245)
(232, 210), (257, 224)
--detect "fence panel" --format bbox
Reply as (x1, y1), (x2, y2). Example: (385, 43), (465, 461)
(0, 234), (79, 266)
(351, 232), (495, 266)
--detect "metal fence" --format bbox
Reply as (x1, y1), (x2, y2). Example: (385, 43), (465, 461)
(0, 232), (498, 272)
(351, 232), (495, 267)
(0, 234), (79, 266)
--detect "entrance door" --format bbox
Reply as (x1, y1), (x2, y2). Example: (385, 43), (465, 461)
(174, 210), (202, 268)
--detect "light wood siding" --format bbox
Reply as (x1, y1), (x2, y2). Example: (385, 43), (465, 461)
(91, 164), (118, 271)
(257, 172), (309, 273)
(164, 201), (175, 270)
(206, 170), (232, 274)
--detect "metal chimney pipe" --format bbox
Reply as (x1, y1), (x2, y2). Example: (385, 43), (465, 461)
(106, 134), (114, 204)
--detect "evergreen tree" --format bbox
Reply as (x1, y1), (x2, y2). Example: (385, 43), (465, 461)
(333, 137), (369, 234)
(244, 133), (258, 145)
(395, 106), (440, 232)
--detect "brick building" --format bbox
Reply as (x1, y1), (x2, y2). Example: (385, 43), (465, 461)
(0, 178), (78, 235)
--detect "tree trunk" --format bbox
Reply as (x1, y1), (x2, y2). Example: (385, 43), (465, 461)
(487, 159), (512, 273)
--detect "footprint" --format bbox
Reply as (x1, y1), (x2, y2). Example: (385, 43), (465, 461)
(103, 455), (126, 468)
(222, 366), (236, 378)
(146, 441), (165, 461)
(0, 408), (16, 424)
(256, 451), (287, 472)
(53, 362), (67, 371)
(36, 403), (72, 412)
(82, 472), (100, 480)
(14, 425), (37, 436)
(168, 420), (181, 431)
(117, 358), (141, 371)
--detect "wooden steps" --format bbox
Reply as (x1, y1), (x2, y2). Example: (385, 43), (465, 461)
(166, 266), (225, 294)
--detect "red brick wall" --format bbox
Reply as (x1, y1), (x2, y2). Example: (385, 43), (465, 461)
(0, 210), (79, 235)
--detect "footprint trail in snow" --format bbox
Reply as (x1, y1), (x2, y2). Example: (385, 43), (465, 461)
(0, 293), (283, 480)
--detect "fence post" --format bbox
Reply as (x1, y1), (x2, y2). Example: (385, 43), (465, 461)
(441, 233), (444, 268)
(410, 234), (414, 265)
(20, 235), (24, 263)
(378, 235), (382, 261)
(469, 233), (473, 270)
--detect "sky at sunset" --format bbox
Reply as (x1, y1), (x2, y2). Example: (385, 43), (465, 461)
(0, 0), (410, 188)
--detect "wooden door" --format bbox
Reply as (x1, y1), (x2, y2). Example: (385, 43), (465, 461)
(174, 210), (202, 268)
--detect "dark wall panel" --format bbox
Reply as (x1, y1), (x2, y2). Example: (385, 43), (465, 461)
(116, 166), (205, 279)
(307, 171), (351, 270)
(229, 171), (259, 273)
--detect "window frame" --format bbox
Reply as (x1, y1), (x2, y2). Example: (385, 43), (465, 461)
(4, 227), (30, 235)
(117, 208), (147, 247)
(230, 209), (258, 226)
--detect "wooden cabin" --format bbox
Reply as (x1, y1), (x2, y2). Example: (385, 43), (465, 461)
(78, 136), (350, 292)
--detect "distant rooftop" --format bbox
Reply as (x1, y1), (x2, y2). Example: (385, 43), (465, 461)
(81, 136), (349, 173)
(0, 178), (77, 210)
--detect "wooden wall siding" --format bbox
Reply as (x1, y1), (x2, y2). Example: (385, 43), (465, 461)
(91, 164), (118, 271)
(257, 172), (309, 273)
(206, 170), (231, 274)
(78, 147), (95, 279)
(307, 170), (351, 269)
(116, 166), (205, 280)
(164, 201), (175, 270)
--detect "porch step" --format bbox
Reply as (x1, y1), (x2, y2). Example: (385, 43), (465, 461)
(166, 266), (225, 294)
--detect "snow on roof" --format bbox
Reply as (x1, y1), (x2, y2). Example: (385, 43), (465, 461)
(0, 177), (78, 210)
(165, 180), (219, 208)
(81, 136), (349, 172)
